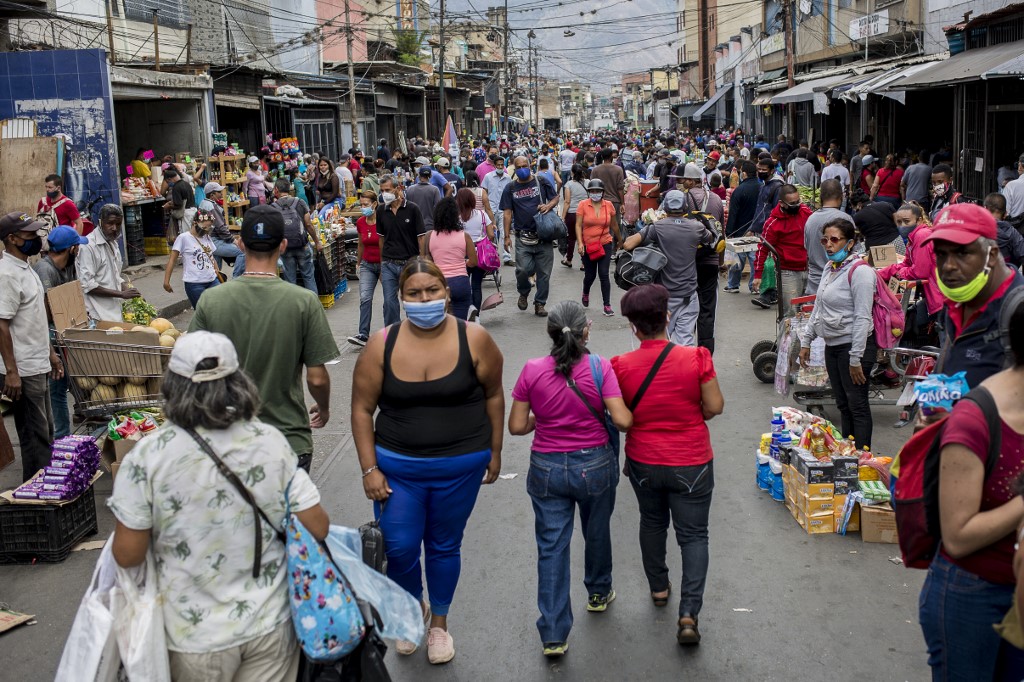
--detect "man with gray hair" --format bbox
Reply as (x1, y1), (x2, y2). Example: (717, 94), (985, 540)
(622, 190), (706, 345)
(76, 204), (140, 321)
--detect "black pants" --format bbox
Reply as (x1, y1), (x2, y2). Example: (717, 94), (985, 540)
(626, 458), (714, 618)
(297, 452), (312, 473)
(823, 342), (876, 449)
(1, 372), (53, 482)
(583, 242), (613, 307)
(695, 261), (720, 355)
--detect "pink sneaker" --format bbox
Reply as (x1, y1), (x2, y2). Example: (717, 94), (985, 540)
(582, 294), (590, 307)
(427, 627), (455, 664)
(395, 602), (430, 655)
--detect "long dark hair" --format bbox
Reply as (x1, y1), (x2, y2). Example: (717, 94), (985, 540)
(432, 197), (464, 234)
(546, 300), (589, 378)
(464, 170), (481, 188)
(570, 163), (585, 184)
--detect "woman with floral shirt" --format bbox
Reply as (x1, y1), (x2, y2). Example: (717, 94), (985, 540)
(109, 331), (329, 682)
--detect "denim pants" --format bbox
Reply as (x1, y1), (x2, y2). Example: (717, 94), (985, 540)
(375, 446), (491, 616)
(823, 341), (876, 449)
(582, 242), (613, 307)
(667, 295), (699, 346)
(919, 554), (1020, 681)
(183, 280), (219, 309)
(1, 372), (53, 482)
(49, 373), (70, 439)
(528, 445), (618, 644)
(213, 238), (245, 278)
(515, 235), (554, 306)
(493, 212), (512, 263)
(727, 251), (754, 291)
(380, 260), (405, 326)
(281, 246), (318, 295)
(447, 275), (472, 320)
(357, 261), (381, 338)
(626, 458), (714, 617)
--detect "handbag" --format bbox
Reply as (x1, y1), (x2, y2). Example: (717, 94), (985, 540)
(314, 252), (337, 296)
(586, 240), (606, 260)
(358, 500), (388, 573)
(114, 553), (171, 682)
(534, 209), (568, 242)
(566, 354), (619, 453)
(475, 214), (501, 272)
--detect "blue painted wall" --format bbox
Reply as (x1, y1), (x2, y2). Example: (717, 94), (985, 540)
(0, 49), (119, 225)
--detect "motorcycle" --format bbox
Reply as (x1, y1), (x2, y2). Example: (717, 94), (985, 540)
(342, 225), (359, 281)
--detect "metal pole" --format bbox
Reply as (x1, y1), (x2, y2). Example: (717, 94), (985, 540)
(152, 10), (160, 71)
(502, 0), (508, 134)
(439, 0), (446, 136)
(105, 0), (116, 63)
(527, 31), (533, 131)
(185, 24), (192, 65)
(344, 0), (361, 150)
(783, 0), (795, 137)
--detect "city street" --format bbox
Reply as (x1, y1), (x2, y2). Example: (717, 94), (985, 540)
(0, 260), (926, 681)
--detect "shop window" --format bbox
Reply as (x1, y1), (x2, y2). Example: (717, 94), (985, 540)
(123, 0), (190, 29)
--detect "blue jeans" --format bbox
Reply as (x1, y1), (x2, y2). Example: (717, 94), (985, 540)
(380, 260), (405, 326)
(49, 372), (70, 439)
(515, 235), (554, 306)
(357, 261), (381, 338)
(448, 275), (471, 319)
(468, 266), (486, 312)
(626, 458), (714, 617)
(727, 251), (754, 291)
(528, 445), (618, 644)
(281, 246), (317, 295)
(375, 446), (491, 616)
(183, 280), (219, 309)
(213, 238), (245, 278)
(919, 554), (1021, 681)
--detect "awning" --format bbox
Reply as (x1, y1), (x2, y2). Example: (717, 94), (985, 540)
(820, 72), (877, 96)
(692, 83), (732, 120)
(214, 93), (261, 110)
(751, 92), (777, 105)
(984, 53), (1024, 78)
(675, 102), (703, 119)
(844, 62), (939, 104)
(760, 68), (786, 82)
(891, 39), (1024, 90)
(770, 74), (849, 105)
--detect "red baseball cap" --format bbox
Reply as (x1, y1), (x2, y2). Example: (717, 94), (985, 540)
(922, 203), (997, 246)
(708, 151), (721, 162)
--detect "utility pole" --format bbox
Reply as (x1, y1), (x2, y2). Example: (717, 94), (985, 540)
(152, 10), (160, 71)
(439, 0), (446, 137)
(527, 30), (536, 131)
(501, 0), (509, 134)
(783, 0), (796, 138)
(344, 0), (360, 150)
(105, 0), (116, 63)
(185, 24), (192, 66)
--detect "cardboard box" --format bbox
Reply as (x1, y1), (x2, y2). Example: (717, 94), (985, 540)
(831, 456), (859, 479)
(0, 470), (103, 505)
(833, 476), (858, 496)
(870, 244), (900, 269)
(792, 449), (834, 484)
(861, 503), (898, 543)
(799, 493), (836, 517)
(797, 508), (835, 534)
(788, 476), (835, 500)
(834, 495), (861, 532)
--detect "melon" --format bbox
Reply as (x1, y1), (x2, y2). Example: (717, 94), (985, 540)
(159, 335), (176, 348)
(107, 326), (125, 333)
(126, 375), (148, 386)
(98, 376), (121, 386)
(132, 325), (158, 334)
(90, 384), (117, 402)
(149, 318), (174, 334)
(162, 328), (182, 340)
(74, 376), (98, 391)
(121, 383), (148, 400)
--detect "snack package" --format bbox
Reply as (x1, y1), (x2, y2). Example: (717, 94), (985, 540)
(914, 371), (969, 417)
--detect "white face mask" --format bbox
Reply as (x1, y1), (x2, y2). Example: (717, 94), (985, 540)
(381, 192), (397, 206)
(589, 192), (604, 202)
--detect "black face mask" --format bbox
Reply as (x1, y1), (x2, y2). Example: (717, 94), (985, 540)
(757, 171), (771, 180)
(783, 204), (801, 215)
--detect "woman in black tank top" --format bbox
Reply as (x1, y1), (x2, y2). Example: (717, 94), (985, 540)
(350, 258), (505, 664)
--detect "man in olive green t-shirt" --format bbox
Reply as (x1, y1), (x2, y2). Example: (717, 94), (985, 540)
(189, 205), (338, 472)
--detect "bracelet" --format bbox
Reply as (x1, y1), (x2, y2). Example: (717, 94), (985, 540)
(361, 465), (379, 478)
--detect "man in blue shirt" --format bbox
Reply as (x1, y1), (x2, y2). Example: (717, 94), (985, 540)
(413, 156), (452, 197)
(500, 156), (558, 316)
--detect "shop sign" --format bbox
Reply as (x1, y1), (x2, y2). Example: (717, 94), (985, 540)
(761, 32), (785, 55)
(850, 10), (889, 41)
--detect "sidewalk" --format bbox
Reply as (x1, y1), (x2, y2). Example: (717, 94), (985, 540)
(122, 259), (193, 320)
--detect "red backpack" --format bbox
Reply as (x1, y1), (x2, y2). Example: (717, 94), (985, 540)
(847, 259), (907, 349)
(889, 387), (1001, 569)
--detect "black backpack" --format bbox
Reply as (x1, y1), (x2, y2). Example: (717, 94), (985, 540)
(278, 197), (307, 250)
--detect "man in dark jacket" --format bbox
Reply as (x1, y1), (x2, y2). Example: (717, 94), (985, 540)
(751, 185), (813, 313)
(725, 160), (760, 293)
(984, 192), (1024, 268)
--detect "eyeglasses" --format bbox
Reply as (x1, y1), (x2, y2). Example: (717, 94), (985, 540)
(820, 236), (848, 246)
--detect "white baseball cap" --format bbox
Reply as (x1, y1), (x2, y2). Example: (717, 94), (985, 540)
(204, 181), (224, 193)
(168, 331), (239, 383)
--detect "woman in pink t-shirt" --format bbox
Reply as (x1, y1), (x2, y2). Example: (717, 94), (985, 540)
(508, 300), (631, 657)
(422, 197), (478, 319)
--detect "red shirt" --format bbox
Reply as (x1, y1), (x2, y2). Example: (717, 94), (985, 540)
(37, 195), (81, 228)
(939, 398), (1024, 585)
(611, 340), (716, 467)
(356, 216), (381, 264)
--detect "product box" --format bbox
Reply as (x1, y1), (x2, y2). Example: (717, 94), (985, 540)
(870, 244), (900, 269)
(796, 508), (835, 535)
(792, 449), (835, 484)
(861, 503), (898, 543)
(799, 493), (836, 517)
(788, 476), (835, 500)
(831, 456), (859, 479)
(834, 495), (861, 532)
(833, 476), (859, 496)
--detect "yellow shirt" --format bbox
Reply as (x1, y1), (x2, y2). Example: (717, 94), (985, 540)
(131, 160), (152, 179)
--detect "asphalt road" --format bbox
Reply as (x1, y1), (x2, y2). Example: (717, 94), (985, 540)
(0, 256), (927, 681)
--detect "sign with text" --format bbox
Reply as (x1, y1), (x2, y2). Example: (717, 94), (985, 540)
(850, 10), (889, 41)
(870, 244), (899, 269)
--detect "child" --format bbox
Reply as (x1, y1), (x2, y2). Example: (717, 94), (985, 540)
(709, 173), (727, 202)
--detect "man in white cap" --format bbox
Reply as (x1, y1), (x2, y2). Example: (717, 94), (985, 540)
(199, 181), (244, 278)
(413, 156), (453, 197)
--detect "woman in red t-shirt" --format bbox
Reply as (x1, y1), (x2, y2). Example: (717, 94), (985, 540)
(918, 296), (1024, 679)
(870, 154), (904, 209)
(575, 179), (623, 317)
(347, 190), (382, 347)
(610, 284), (724, 647)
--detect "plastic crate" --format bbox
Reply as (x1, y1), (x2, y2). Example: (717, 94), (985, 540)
(333, 280), (347, 299)
(319, 294), (335, 309)
(0, 486), (99, 564)
(144, 236), (170, 256)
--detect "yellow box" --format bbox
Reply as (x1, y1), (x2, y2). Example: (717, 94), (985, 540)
(799, 493), (836, 517)
(797, 509), (835, 534)
(144, 236), (170, 256)
(788, 475), (835, 500)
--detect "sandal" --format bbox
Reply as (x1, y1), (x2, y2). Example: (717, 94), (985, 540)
(651, 583), (671, 608)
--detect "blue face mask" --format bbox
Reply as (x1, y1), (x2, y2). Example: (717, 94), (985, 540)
(827, 244), (851, 263)
(360, 206), (375, 217)
(515, 167), (531, 181)
(403, 299), (447, 329)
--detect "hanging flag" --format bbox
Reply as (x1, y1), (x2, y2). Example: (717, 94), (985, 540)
(441, 115), (459, 158)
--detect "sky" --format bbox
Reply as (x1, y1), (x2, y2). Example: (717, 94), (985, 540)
(442, 0), (677, 92)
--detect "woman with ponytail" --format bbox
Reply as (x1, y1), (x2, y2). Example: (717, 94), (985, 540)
(508, 300), (631, 658)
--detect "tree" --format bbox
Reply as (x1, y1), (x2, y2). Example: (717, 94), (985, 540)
(391, 27), (427, 66)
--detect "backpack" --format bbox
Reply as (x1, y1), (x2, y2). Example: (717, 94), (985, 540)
(847, 259), (906, 349)
(278, 197), (307, 249)
(615, 244), (667, 290)
(37, 196), (70, 232)
(683, 190), (726, 254)
(890, 387), (1001, 569)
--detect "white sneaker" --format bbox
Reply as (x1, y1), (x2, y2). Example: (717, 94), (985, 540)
(427, 627), (455, 664)
(395, 602), (431, 655)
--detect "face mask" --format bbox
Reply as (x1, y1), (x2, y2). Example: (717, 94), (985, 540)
(46, 190), (60, 200)
(195, 224), (212, 235)
(380, 192), (396, 206)
(931, 182), (948, 197)
(589, 192), (604, 202)
(18, 237), (43, 257)
(783, 203), (801, 215)
(360, 206), (375, 217)
(515, 168), (531, 181)
(216, 197), (224, 206)
(936, 251), (993, 303)
(757, 171), (770, 181)
(402, 299), (447, 329)
(495, 168), (505, 175)
(827, 244), (851, 263)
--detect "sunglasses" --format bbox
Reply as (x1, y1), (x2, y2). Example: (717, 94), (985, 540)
(820, 236), (849, 246)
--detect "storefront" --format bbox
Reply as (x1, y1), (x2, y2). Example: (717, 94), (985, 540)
(263, 95), (341, 162)
(211, 68), (268, 156)
(375, 83), (426, 151)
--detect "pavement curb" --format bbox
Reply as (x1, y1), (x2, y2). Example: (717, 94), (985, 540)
(159, 298), (192, 320)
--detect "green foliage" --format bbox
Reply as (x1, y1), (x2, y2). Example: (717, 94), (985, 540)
(391, 27), (426, 66)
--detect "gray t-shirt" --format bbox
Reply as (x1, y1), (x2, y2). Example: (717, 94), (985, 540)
(803, 207), (850, 293)
(565, 179), (588, 213)
(406, 181), (442, 231)
(902, 162), (932, 204)
(642, 216), (701, 298)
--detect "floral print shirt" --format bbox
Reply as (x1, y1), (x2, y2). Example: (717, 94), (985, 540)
(108, 419), (320, 653)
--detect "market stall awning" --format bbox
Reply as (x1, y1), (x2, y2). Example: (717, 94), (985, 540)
(751, 92), (778, 105)
(759, 68), (786, 82)
(770, 74), (849, 105)
(984, 53), (1024, 78)
(214, 93), (261, 110)
(844, 62), (939, 104)
(692, 84), (732, 120)
(675, 102), (703, 119)
(890, 39), (1024, 90)
(819, 71), (877, 97)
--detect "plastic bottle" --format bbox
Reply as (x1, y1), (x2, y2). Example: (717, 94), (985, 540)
(771, 412), (785, 434)
(778, 430), (792, 456)
(809, 425), (828, 460)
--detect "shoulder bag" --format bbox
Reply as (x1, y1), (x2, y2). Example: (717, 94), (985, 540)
(566, 355), (619, 453)
(533, 178), (567, 242)
(191, 234), (226, 283)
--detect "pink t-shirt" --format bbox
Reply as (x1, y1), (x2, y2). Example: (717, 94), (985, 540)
(512, 354), (622, 453)
(428, 229), (470, 279)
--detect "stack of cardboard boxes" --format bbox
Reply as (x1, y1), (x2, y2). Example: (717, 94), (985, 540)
(782, 447), (861, 535)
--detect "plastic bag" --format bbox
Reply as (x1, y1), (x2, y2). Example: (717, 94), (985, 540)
(760, 255), (776, 294)
(325, 526), (425, 645)
(723, 249), (738, 267)
(314, 252), (337, 295)
(115, 552), (171, 682)
(55, 538), (123, 682)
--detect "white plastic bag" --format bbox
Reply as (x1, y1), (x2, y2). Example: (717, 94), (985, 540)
(55, 537), (123, 682)
(114, 551), (171, 682)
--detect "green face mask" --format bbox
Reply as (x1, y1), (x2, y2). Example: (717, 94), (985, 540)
(935, 250), (993, 303)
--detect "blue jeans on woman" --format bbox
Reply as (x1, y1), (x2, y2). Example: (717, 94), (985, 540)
(919, 554), (1024, 681)
(183, 280), (219, 309)
(528, 444), (618, 644)
(374, 446), (491, 616)
(448, 275), (472, 320)
(357, 261), (381, 338)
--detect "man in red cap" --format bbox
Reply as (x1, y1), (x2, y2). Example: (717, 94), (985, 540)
(701, 151), (722, 190)
(924, 203), (1024, 387)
